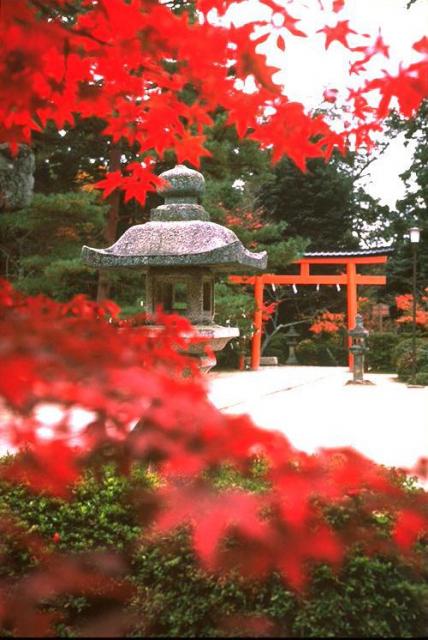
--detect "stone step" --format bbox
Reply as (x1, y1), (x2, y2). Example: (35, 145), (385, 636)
(244, 356), (278, 366)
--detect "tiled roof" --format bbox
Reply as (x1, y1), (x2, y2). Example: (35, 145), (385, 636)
(304, 247), (393, 258)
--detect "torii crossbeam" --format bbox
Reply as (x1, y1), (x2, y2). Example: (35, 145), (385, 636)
(229, 249), (391, 370)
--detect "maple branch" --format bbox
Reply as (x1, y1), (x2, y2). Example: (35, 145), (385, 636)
(28, 0), (111, 47)
(351, 128), (402, 183)
(261, 319), (311, 354)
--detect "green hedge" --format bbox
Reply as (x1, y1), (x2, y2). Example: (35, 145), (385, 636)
(263, 333), (290, 364)
(367, 332), (401, 372)
(130, 530), (427, 638)
(296, 336), (347, 366)
(0, 461), (427, 637)
(391, 337), (428, 383)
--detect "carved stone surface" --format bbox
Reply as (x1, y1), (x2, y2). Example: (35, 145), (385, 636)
(82, 164), (267, 272)
(151, 203), (209, 222)
(245, 356), (278, 366)
(144, 267), (215, 324)
(0, 144), (35, 211)
(158, 164), (205, 203)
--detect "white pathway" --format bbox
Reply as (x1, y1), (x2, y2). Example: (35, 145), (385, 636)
(208, 366), (428, 471)
(1, 366), (426, 473)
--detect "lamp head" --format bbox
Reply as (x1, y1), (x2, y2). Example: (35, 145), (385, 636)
(409, 227), (421, 244)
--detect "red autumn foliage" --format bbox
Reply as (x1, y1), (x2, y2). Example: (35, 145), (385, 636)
(2, 1), (428, 634)
(318, 19), (359, 50)
(261, 301), (279, 324)
(225, 209), (265, 231)
(1, 280), (427, 617)
(1, 1), (427, 201)
(310, 310), (345, 335)
(395, 291), (428, 330)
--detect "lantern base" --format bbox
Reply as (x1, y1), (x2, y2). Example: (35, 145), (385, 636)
(188, 324), (240, 373)
(130, 323), (239, 374)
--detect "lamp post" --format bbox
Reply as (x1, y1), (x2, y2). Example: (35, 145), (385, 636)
(409, 226), (421, 385)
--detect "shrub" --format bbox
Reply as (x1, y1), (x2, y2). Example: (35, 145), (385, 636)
(367, 332), (401, 372)
(215, 341), (241, 370)
(292, 556), (428, 638)
(131, 534), (428, 638)
(296, 336), (347, 366)
(0, 462), (153, 574)
(0, 461), (427, 638)
(393, 338), (428, 381)
(296, 338), (319, 365)
(392, 338), (428, 369)
(263, 333), (290, 364)
(415, 372), (428, 386)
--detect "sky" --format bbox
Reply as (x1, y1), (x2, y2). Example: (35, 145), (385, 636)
(223, 0), (428, 209)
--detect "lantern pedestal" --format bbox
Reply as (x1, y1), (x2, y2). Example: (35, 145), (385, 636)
(132, 324), (239, 374)
(188, 325), (239, 373)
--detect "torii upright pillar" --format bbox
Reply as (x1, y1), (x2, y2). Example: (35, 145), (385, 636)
(229, 250), (390, 371)
(251, 275), (264, 369)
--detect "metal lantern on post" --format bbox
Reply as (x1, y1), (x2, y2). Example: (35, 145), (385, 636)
(409, 226), (421, 385)
(284, 325), (299, 365)
(347, 314), (372, 385)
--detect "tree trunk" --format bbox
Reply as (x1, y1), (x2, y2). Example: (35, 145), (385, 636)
(96, 144), (121, 302)
(0, 144), (35, 211)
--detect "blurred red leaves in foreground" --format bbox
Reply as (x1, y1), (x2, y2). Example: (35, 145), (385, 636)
(0, 279), (427, 635)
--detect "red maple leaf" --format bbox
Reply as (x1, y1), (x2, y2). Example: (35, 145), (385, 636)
(173, 132), (212, 168)
(413, 35), (428, 55)
(282, 9), (307, 38)
(318, 20), (358, 49)
(232, 24), (282, 94)
(393, 510), (427, 550)
(262, 0), (307, 37)
(94, 170), (123, 198)
(350, 31), (390, 75)
(366, 66), (424, 118)
(332, 0), (345, 12)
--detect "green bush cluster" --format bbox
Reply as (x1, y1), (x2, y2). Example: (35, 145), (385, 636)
(215, 341), (241, 370)
(391, 337), (428, 383)
(130, 531), (428, 638)
(295, 335), (347, 367)
(290, 330), (428, 385)
(0, 460), (427, 637)
(366, 332), (401, 372)
(263, 333), (290, 364)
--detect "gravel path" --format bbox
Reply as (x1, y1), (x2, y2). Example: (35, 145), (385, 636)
(208, 366), (428, 470)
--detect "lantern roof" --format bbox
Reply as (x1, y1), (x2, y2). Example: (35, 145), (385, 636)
(348, 314), (369, 338)
(81, 164), (267, 272)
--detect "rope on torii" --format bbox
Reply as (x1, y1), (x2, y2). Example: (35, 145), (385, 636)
(229, 248), (393, 371)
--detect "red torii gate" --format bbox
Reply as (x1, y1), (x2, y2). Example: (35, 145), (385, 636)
(229, 249), (391, 371)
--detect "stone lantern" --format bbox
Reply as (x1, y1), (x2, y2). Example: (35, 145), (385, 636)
(81, 164), (267, 371)
(284, 325), (299, 365)
(348, 314), (372, 385)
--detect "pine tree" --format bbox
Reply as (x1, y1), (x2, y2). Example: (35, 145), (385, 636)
(385, 102), (428, 296)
